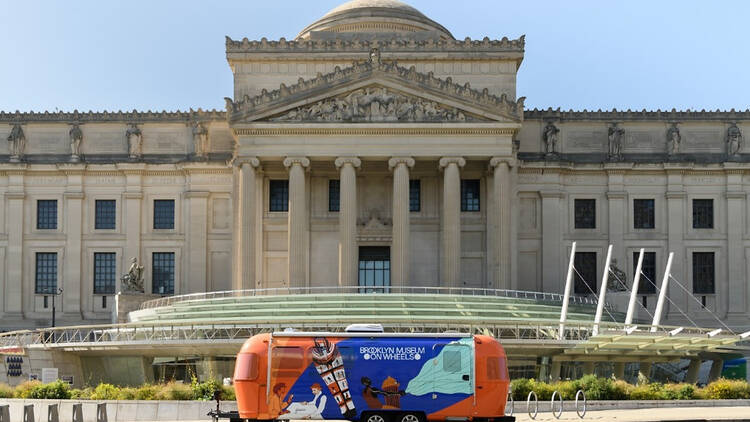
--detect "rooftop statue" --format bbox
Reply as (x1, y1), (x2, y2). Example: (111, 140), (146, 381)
(666, 123), (681, 156)
(7, 123), (26, 162)
(69, 123), (83, 161)
(727, 123), (742, 157)
(542, 122), (559, 156)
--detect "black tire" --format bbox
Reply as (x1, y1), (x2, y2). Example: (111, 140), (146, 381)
(398, 412), (424, 422)
(362, 411), (389, 422)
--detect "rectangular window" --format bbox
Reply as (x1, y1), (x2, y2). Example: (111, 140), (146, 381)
(358, 246), (390, 292)
(633, 251), (657, 294)
(153, 199), (175, 229)
(152, 252), (175, 295)
(37, 200), (57, 230)
(409, 179), (421, 212)
(269, 180), (289, 212)
(574, 199), (596, 229)
(460, 179), (480, 212)
(633, 199), (655, 229)
(693, 252), (715, 294)
(692, 199), (713, 229)
(35, 252), (57, 294)
(273, 347), (304, 370)
(95, 200), (116, 230)
(93, 253), (117, 294)
(573, 252), (597, 294)
(328, 179), (340, 212)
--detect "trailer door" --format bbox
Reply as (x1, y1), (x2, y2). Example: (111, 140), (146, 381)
(430, 341), (474, 401)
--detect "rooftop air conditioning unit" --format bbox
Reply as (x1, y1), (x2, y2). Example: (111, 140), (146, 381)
(345, 324), (384, 333)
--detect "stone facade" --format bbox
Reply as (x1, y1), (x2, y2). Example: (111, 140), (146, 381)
(1, 0), (749, 331)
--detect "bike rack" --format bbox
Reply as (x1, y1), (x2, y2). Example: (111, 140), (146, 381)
(575, 389), (587, 418)
(550, 391), (563, 419)
(505, 391), (514, 416)
(526, 391), (538, 420)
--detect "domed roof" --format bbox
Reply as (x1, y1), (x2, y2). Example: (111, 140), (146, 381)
(296, 0), (454, 41)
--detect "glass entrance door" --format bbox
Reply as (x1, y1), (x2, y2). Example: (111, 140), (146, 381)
(358, 246), (390, 292)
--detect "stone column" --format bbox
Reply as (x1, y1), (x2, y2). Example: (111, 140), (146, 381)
(708, 359), (724, 382)
(550, 360), (562, 382)
(185, 191), (209, 294)
(725, 169), (745, 317)
(665, 169), (686, 320)
(613, 362), (626, 380)
(5, 192), (24, 316)
(335, 157), (361, 287)
(122, 167), (143, 292)
(63, 190), (84, 318)
(582, 361), (595, 375)
(389, 157), (415, 287)
(439, 157), (465, 287)
(233, 158), (260, 291)
(490, 157), (513, 290)
(638, 362), (652, 381)
(541, 188), (564, 293)
(685, 359), (701, 384)
(284, 157), (310, 288)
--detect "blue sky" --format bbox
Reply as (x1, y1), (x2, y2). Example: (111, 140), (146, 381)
(1, 0), (748, 112)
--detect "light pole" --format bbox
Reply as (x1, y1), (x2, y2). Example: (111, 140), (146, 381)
(47, 288), (63, 328)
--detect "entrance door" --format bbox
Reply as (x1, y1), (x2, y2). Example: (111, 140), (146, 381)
(358, 246), (390, 293)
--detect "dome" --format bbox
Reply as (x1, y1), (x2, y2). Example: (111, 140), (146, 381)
(296, 0), (454, 41)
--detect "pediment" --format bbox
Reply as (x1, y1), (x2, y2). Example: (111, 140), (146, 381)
(226, 55), (524, 124)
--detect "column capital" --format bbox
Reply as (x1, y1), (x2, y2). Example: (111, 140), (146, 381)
(335, 156), (362, 170)
(236, 156), (260, 168)
(438, 156), (465, 170)
(283, 156), (310, 170)
(388, 156), (415, 171)
(489, 156), (516, 171)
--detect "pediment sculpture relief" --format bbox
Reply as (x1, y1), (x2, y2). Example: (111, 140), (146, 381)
(270, 87), (478, 123)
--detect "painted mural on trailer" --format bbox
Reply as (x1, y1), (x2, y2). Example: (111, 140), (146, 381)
(269, 337), (474, 420)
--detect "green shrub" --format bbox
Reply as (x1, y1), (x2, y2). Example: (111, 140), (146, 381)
(701, 378), (750, 399)
(612, 380), (633, 400)
(117, 387), (138, 400)
(155, 382), (193, 401)
(191, 377), (223, 401)
(510, 378), (534, 401)
(0, 383), (14, 399)
(530, 379), (555, 400)
(90, 383), (120, 400)
(220, 385), (236, 401)
(27, 380), (71, 399)
(136, 384), (159, 400)
(13, 380), (41, 398)
(629, 382), (665, 400)
(550, 380), (578, 400)
(70, 387), (93, 400)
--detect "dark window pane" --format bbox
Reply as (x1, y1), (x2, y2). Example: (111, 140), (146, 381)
(693, 252), (715, 294)
(35, 252), (57, 294)
(37, 200), (57, 229)
(269, 180), (289, 212)
(93, 252), (117, 294)
(152, 252), (175, 295)
(633, 251), (657, 294)
(574, 252), (597, 294)
(692, 199), (713, 229)
(358, 246), (390, 293)
(633, 199), (655, 229)
(328, 179), (340, 212)
(574, 199), (596, 229)
(153, 200), (175, 229)
(409, 179), (421, 212)
(95, 200), (116, 230)
(461, 179), (480, 212)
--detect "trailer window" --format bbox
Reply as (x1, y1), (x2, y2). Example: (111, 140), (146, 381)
(273, 347), (304, 369)
(235, 353), (258, 380)
(486, 357), (507, 380)
(443, 350), (462, 373)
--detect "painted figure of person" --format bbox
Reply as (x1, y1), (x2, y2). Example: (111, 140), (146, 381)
(280, 383), (327, 419)
(269, 383), (293, 417)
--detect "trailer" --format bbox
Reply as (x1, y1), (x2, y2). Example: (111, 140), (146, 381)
(226, 326), (513, 422)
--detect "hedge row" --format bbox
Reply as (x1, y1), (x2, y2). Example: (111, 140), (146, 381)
(0, 378), (235, 401)
(510, 376), (750, 401)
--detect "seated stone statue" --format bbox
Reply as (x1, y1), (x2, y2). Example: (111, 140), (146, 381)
(120, 257), (145, 293)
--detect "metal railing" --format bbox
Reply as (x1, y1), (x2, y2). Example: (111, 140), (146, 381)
(0, 318), (734, 352)
(139, 286), (614, 310)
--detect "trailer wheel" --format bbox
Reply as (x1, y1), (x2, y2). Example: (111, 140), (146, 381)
(399, 413), (423, 422)
(364, 412), (388, 422)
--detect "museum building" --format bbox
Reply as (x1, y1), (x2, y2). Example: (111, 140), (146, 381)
(1, 0), (749, 333)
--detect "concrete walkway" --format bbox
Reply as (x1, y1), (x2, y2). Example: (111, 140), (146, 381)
(511, 406), (750, 421)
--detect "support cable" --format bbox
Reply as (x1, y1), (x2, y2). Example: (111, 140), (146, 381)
(640, 272), (700, 331)
(668, 274), (735, 335)
(572, 267), (618, 325)
(608, 268), (655, 321)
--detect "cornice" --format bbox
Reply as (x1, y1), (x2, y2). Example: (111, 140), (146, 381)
(233, 127), (517, 136)
(525, 108), (750, 122)
(226, 57), (524, 123)
(0, 109), (225, 124)
(225, 36), (525, 55)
